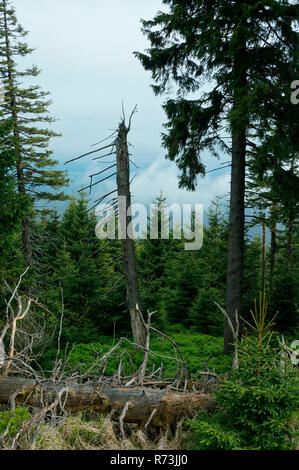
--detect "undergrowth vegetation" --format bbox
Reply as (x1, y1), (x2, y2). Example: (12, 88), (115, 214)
(61, 329), (232, 377)
(186, 297), (299, 450)
(1, 316), (298, 451)
(0, 412), (186, 451)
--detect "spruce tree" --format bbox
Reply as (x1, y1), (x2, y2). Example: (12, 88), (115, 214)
(189, 201), (228, 335)
(43, 195), (126, 340)
(135, 0), (298, 352)
(0, 119), (29, 281)
(164, 249), (201, 326)
(269, 223), (299, 333)
(0, 0), (69, 266)
(137, 193), (182, 326)
(245, 96), (298, 328)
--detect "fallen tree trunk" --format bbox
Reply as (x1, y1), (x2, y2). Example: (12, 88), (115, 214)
(0, 376), (214, 427)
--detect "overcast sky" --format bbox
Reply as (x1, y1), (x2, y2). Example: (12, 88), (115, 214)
(13, 0), (231, 214)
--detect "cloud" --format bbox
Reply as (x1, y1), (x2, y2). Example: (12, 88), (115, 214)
(131, 158), (230, 210)
(13, 0), (166, 161)
(12, 1), (231, 215)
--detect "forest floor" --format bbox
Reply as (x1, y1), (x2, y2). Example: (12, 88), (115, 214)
(57, 327), (233, 379)
(32, 330), (230, 450)
(33, 414), (187, 450)
(2, 328), (297, 450)
(1, 329), (229, 450)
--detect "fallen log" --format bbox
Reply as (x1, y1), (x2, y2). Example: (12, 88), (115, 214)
(0, 376), (214, 427)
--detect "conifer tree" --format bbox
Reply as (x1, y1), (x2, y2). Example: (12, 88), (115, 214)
(41, 195), (126, 340)
(164, 249), (201, 326)
(137, 193), (182, 325)
(135, 0), (298, 352)
(0, 0), (69, 266)
(0, 119), (29, 281)
(245, 97), (298, 326)
(242, 234), (263, 318)
(188, 201), (228, 335)
(269, 223), (298, 333)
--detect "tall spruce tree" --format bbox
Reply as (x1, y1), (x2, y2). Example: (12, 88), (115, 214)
(0, 119), (29, 281)
(135, 0), (298, 352)
(245, 81), (299, 327)
(0, 0), (69, 266)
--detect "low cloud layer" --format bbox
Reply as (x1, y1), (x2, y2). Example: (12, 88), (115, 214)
(131, 159), (230, 210)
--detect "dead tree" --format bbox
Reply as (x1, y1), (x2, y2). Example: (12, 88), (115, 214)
(0, 269), (53, 377)
(0, 268), (32, 375)
(0, 272), (217, 438)
(215, 302), (239, 370)
(0, 376), (214, 427)
(65, 107), (147, 348)
(115, 112), (146, 348)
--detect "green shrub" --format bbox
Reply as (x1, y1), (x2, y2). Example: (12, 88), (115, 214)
(187, 337), (298, 449)
(67, 331), (232, 377)
(186, 295), (299, 450)
(186, 416), (241, 450)
(0, 407), (30, 438)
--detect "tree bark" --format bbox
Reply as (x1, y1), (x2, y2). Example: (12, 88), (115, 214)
(269, 216), (277, 288)
(115, 120), (147, 349)
(286, 219), (294, 267)
(224, 45), (247, 354)
(0, 376), (213, 427)
(225, 130), (246, 353)
(261, 213), (266, 294)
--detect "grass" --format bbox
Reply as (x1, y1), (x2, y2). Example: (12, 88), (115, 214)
(35, 414), (185, 450)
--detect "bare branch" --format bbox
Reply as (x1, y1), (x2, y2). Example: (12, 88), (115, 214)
(119, 401), (132, 440)
(64, 144), (115, 165)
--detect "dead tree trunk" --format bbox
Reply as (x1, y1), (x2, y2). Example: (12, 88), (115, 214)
(0, 377), (213, 427)
(115, 116), (146, 349)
